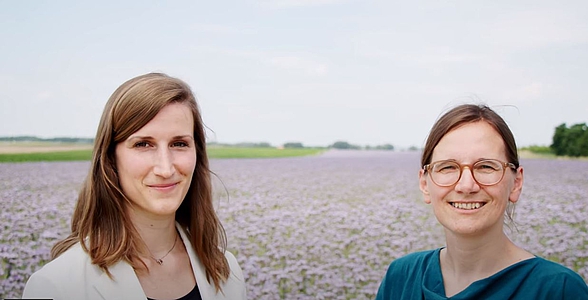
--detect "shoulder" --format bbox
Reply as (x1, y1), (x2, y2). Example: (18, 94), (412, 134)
(28, 243), (92, 276)
(23, 243), (98, 298)
(382, 248), (439, 280)
(503, 257), (588, 298)
(529, 258), (588, 291)
(219, 249), (247, 300)
(223, 249), (246, 285)
(376, 249), (440, 300)
(388, 248), (439, 271)
(223, 250), (241, 273)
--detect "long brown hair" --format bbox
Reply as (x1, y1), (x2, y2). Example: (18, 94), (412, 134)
(52, 72), (230, 291)
(421, 104), (520, 226)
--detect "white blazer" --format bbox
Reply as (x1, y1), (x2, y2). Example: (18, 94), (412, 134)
(22, 224), (247, 300)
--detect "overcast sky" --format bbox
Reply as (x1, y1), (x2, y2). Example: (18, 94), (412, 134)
(1, 1), (587, 148)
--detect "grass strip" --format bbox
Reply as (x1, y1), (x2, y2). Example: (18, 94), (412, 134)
(208, 147), (324, 158)
(0, 148), (325, 162)
(0, 150), (93, 162)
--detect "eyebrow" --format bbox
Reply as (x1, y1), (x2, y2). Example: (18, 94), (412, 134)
(126, 135), (194, 141)
(435, 158), (501, 164)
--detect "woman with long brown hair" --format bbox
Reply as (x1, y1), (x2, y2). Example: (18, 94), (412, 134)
(23, 73), (246, 300)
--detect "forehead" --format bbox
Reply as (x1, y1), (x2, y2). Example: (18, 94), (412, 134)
(133, 103), (194, 134)
(431, 121), (507, 162)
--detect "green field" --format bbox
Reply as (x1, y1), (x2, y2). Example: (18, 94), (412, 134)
(0, 147), (325, 163)
(207, 147), (324, 158)
(0, 150), (93, 162)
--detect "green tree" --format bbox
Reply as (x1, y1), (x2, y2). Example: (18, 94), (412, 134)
(550, 123), (568, 156)
(550, 122), (588, 157)
(375, 144), (395, 150)
(567, 123), (588, 157)
(283, 142), (304, 148)
(330, 141), (360, 149)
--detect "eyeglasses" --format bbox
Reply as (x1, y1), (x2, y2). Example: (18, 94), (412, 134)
(423, 159), (517, 187)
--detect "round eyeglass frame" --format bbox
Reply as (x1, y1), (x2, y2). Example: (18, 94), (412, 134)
(423, 159), (517, 187)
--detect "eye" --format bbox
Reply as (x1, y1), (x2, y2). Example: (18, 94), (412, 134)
(171, 140), (190, 148)
(475, 161), (501, 171)
(133, 141), (150, 148)
(434, 162), (459, 173)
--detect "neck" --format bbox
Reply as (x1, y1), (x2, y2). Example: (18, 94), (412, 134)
(442, 226), (532, 281)
(127, 207), (178, 255)
(444, 232), (508, 274)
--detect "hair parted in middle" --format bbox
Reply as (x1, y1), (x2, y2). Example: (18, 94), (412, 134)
(51, 72), (230, 291)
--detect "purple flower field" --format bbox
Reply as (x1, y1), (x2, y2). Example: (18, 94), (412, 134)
(1, 150), (587, 299)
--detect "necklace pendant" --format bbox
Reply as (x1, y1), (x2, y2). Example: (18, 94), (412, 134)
(156, 258), (163, 265)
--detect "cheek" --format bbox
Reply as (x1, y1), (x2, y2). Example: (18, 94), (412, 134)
(118, 154), (150, 182)
(177, 154), (197, 175)
(428, 185), (450, 201)
(496, 180), (515, 200)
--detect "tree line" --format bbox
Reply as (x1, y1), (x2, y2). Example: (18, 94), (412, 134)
(551, 123), (588, 157)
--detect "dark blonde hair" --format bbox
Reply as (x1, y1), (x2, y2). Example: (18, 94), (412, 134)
(52, 72), (230, 291)
(421, 104), (519, 226)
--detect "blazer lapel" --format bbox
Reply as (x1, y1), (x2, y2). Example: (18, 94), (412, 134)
(93, 259), (146, 300)
(177, 223), (220, 300)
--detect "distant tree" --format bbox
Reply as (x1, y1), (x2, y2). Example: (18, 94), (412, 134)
(408, 146), (419, 151)
(283, 142), (304, 148)
(330, 141), (361, 150)
(550, 123), (588, 157)
(567, 123), (588, 157)
(550, 123), (568, 156)
(235, 142), (272, 148)
(375, 144), (394, 151)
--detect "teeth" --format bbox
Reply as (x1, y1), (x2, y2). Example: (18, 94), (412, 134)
(451, 202), (482, 210)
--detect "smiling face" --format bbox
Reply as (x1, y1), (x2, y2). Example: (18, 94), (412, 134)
(115, 102), (196, 220)
(419, 121), (524, 237)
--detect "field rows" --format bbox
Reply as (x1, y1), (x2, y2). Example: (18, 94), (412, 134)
(1, 151), (587, 299)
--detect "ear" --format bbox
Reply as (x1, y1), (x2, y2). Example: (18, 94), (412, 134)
(419, 169), (432, 204)
(508, 167), (524, 203)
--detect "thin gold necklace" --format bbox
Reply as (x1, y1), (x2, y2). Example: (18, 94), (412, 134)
(149, 234), (178, 265)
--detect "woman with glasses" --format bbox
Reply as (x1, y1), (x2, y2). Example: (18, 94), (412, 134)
(376, 104), (588, 299)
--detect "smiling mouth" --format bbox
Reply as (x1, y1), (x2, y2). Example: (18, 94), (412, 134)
(450, 202), (486, 210)
(149, 183), (178, 189)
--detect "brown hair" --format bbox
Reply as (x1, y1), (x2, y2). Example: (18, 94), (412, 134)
(421, 104), (519, 225)
(51, 72), (230, 291)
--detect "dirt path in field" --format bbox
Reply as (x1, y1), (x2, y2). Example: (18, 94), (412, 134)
(0, 143), (93, 154)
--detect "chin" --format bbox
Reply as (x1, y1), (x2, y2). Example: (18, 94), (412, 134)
(149, 203), (183, 216)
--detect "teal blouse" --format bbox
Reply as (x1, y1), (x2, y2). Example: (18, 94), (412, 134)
(376, 248), (588, 299)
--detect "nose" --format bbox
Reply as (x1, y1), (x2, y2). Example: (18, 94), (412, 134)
(455, 166), (480, 193)
(153, 148), (175, 178)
